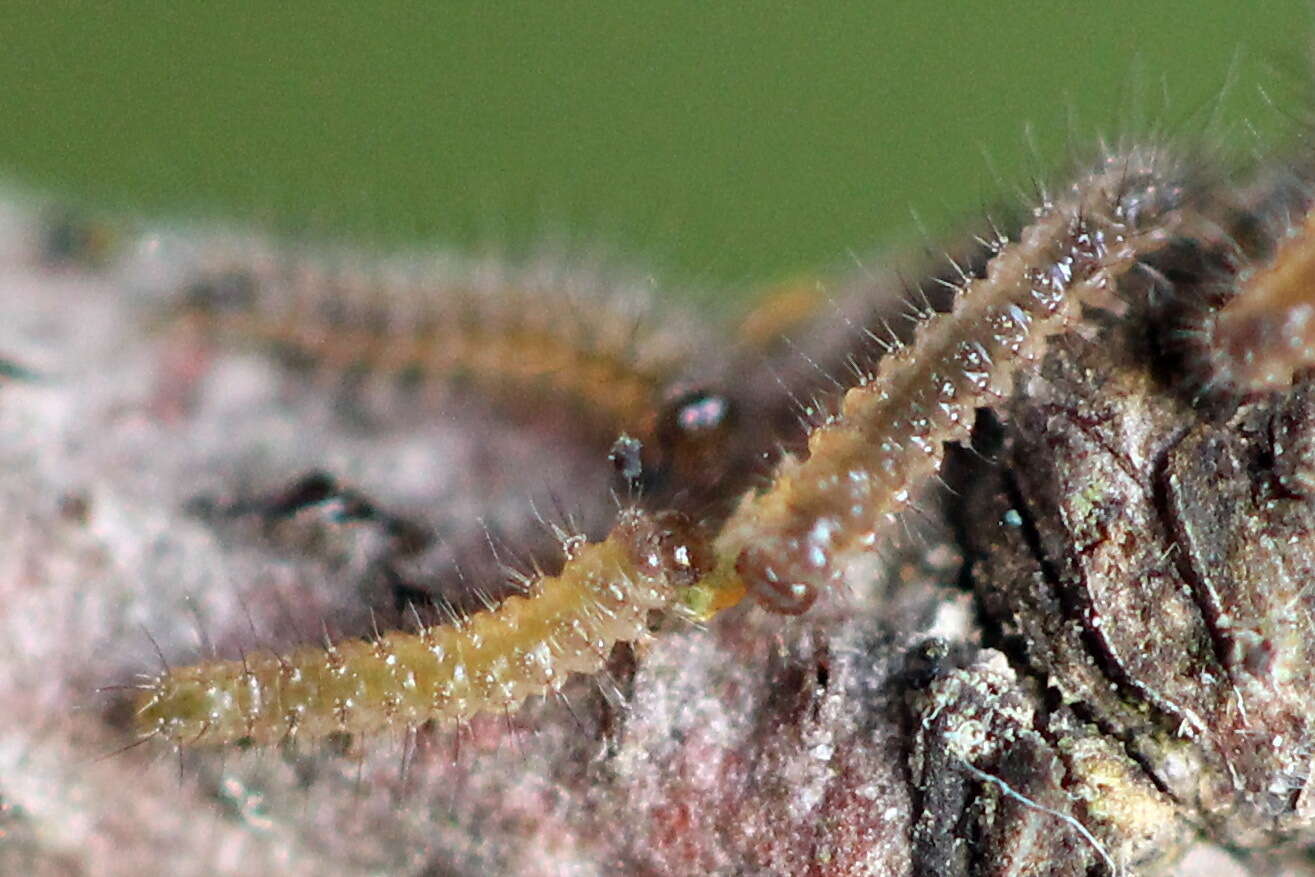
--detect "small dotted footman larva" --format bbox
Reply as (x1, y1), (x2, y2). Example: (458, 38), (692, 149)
(134, 508), (711, 746)
(170, 248), (729, 484)
(711, 149), (1196, 615)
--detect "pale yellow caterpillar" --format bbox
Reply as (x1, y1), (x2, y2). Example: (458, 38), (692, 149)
(134, 508), (712, 746)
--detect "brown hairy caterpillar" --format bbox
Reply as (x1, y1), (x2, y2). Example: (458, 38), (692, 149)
(169, 245), (730, 486)
(133, 508), (711, 746)
(705, 148), (1198, 615)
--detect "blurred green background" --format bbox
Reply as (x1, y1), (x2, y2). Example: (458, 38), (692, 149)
(0, 2), (1307, 304)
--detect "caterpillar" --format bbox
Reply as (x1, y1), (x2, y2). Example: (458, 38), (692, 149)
(133, 508), (712, 746)
(1199, 195), (1315, 393)
(156, 238), (766, 622)
(169, 247), (744, 507)
(707, 148), (1199, 614)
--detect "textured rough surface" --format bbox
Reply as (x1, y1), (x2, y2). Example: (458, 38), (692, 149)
(952, 312), (1315, 873)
